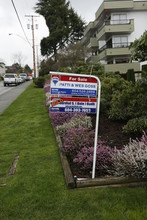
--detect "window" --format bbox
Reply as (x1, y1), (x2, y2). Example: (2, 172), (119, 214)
(113, 36), (128, 48)
(112, 13), (127, 24)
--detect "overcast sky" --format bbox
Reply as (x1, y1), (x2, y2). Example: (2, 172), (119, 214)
(0, 0), (103, 68)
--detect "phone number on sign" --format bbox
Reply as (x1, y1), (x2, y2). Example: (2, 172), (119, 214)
(65, 108), (92, 113)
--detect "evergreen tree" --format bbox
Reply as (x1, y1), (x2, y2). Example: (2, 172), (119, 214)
(24, 64), (32, 74)
(35, 0), (85, 61)
(130, 30), (147, 62)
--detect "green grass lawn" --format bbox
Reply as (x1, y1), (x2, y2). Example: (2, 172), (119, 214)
(0, 83), (147, 220)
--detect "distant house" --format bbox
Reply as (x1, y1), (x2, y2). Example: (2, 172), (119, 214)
(81, 0), (147, 74)
(0, 62), (6, 77)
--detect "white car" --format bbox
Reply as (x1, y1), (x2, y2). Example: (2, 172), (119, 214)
(3, 73), (19, 86)
(19, 73), (29, 81)
(19, 75), (25, 83)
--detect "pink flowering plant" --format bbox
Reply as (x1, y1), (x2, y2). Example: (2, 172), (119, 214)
(73, 142), (114, 176)
(49, 112), (76, 127)
(110, 133), (147, 178)
(56, 114), (92, 137)
(44, 80), (50, 93)
(63, 128), (95, 156)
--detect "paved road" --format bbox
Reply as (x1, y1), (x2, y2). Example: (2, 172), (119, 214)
(0, 80), (32, 115)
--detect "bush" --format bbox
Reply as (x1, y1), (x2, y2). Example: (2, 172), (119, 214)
(123, 116), (147, 134)
(63, 128), (95, 156)
(33, 76), (45, 88)
(56, 114), (92, 137)
(73, 142), (113, 176)
(127, 69), (135, 82)
(101, 74), (129, 110)
(109, 79), (147, 120)
(110, 134), (147, 178)
(49, 112), (77, 127)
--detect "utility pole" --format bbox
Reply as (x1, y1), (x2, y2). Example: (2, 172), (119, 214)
(36, 45), (40, 77)
(25, 15), (39, 78)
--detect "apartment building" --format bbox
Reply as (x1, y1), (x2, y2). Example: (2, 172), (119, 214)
(81, 0), (147, 73)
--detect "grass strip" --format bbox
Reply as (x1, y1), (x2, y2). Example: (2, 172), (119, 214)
(0, 83), (147, 220)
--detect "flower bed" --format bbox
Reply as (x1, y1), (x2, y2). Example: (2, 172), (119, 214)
(45, 81), (147, 187)
(49, 111), (147, 180)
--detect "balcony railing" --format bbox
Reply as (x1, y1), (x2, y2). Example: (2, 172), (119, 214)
(98, 19), (132, 32)
(99, 42), (131, 53)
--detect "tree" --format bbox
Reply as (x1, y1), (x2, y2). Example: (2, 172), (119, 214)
(57, 42), (85, 67)
(35, 0), (85, 61)
(130, 30), (147, 62)
(24, 64), (32, 74)
(6, 63), (23, 73)
(12, 52), (26, 66)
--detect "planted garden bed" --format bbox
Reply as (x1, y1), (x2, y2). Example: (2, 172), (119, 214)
(50, 112), (147, 189)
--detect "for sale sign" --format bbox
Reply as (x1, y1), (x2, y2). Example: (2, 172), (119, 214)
(50, 71), (101, 179)
(50, 96), (97, 114)
(50, 74), (97, 97)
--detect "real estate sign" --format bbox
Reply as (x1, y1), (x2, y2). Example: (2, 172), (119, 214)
(50, 74), (97, 97)
(50, 71), (101, 179)
(50, 96), (97, 114)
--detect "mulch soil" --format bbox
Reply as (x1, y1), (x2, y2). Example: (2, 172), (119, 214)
(91, 114), (139, 148)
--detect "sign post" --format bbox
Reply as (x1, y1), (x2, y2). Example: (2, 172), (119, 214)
(50, 71), (101, 179)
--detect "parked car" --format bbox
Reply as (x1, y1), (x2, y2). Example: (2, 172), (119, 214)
(19, 73), (29, 81)
(18, 76), (23, 84)
(19, 75), (25, 83)
(3, 73), (19, 86)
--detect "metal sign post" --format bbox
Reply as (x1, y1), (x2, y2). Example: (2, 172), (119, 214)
(50, 71), (101, 179)
(92, 77), (101, 179)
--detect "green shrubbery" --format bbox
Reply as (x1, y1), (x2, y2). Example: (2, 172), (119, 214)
(33, 75), (50, 88)
(123, 116), (147, 134)
(109, 76), (147, 134)
(33, 76), (45, 88)
(101, 73), (129, 110)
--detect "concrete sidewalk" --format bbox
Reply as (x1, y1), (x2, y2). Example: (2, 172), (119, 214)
(0, 81), (32, 115)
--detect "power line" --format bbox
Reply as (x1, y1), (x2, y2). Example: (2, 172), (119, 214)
(10, 0), (32, 47)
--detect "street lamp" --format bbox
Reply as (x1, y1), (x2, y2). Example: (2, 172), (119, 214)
(9, 33), (32, 48)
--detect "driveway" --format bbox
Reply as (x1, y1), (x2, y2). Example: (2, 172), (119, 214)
(0, 80), (32, 115)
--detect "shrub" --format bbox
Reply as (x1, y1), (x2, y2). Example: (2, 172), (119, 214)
(63, 128), (95, 156)
(127, 69), (135, 82)
(73, 142), (113, 176)
(56, 114), (92, 137)
(110, 134), (147, 178)
(49, 112), (79, 127)
(33, 76), (45, 88)
(101, 74), (129, 110)
(123, 116), (147, 134)
(109, 79), (147, 120)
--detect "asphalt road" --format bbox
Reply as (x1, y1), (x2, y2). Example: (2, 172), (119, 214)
(0, 80), (32, 115)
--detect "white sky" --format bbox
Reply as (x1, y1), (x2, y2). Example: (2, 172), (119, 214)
(0, 0), (103, 68)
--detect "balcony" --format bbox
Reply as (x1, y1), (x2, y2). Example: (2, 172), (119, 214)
(81, 22), (95, 44)
(96, 19), (134, 41)
(104, 62), (140, 74)
(95, 0), (133, 19)
(83, 22), (95, 36)
(87, 38), (98, 48)
(98, 42), (131, 60)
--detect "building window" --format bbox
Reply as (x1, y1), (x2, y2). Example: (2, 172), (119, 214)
(111, 13), (128, 24)
(113, 36), (128, 48)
